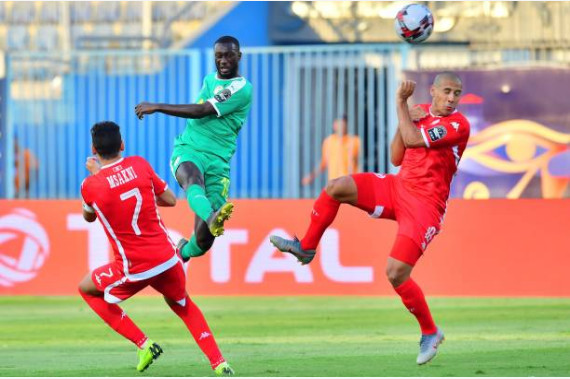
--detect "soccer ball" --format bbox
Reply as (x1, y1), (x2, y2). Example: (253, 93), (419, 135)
(394, 4), (434, 44)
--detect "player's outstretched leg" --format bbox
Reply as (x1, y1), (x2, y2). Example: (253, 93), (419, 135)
(136, 340), (163, 372)
(270, 176), (356, 264)
(176, 237), (190, 261)
(178, 214), (218, 261)
(207, 202), (234, 237)
(269, 235), (316, 265)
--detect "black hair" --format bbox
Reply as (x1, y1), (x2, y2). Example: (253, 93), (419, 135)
(91, 121), (122, 159)
(214, 35), (240, 50)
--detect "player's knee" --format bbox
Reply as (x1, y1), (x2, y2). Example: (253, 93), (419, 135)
(385, 265), (409, 287)
(325, 177), (351, 201)
(163, 296), (177, 308)
(78, 277), (90, 294)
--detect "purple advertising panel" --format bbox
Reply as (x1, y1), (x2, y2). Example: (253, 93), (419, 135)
(405, 68), (570, 199)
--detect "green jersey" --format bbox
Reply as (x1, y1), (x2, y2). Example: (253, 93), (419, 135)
(177, 72), (253, 162)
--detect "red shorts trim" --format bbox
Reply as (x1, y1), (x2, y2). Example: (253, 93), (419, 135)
(92, 261), (187, 304)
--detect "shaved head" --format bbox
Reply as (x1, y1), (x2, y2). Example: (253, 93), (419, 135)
(433, 71), (462, 87)
(430, 71), (463, 116)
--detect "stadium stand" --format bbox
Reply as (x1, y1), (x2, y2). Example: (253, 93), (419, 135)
(0, 1), (233, 51)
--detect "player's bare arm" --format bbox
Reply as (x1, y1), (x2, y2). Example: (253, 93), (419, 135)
(135, 102), (217, 120)
(390, 129), (406, 166)
(82, 157), (100, 222)
(396, 80), (426, 148)
(82, 205), (97, 223)
(409, 105), (428, 121)
(156, 188), (177, 207)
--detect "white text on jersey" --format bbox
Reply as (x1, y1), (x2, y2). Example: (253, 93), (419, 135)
(106, 167), (138, 189)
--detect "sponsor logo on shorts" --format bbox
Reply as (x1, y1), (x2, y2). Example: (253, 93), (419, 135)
(427, 126), (447, 142)
(214, 88), (232, 103)
(422, 226), (438, 250)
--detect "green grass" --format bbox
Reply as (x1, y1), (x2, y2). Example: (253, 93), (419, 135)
(1, 296), (569, 376)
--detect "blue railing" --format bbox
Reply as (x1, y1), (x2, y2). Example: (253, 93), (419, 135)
(4, 44), (407, 199)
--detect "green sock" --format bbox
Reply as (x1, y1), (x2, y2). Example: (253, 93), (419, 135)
(187, 184), (213, 222)
(182, 235), (207, 259)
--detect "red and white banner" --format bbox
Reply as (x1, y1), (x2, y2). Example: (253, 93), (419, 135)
(1, 199), (569, 296)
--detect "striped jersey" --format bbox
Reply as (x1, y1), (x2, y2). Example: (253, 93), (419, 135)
(81, 156), (178, 280)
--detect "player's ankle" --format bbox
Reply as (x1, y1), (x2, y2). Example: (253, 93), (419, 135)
(139, 337), (150, 350)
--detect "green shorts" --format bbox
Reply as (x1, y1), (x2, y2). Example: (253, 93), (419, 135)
(170, 142), (230, 211)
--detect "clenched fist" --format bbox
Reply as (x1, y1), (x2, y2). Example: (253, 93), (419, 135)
(397, 80), (416, 102)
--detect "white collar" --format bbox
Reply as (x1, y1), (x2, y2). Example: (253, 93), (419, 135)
(429, 106), (457, 117)
(215, 73), (243, 81)
(100, 157), (124, 169)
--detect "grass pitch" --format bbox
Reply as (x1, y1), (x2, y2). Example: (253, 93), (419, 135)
(1, 296), (569, 376)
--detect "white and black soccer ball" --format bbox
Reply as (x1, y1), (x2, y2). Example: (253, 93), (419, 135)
(394, 4), (434, 44)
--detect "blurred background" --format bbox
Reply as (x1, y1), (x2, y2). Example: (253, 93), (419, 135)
(1, 1), (569, 201)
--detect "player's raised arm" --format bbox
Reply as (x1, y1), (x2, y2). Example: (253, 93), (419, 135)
(81, 158), (100, 222)
(135, 101), (217, 120)
(390, 129), (405, 167)
(396, 81), (426, 148)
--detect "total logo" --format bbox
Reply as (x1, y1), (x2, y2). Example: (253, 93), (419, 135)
(0, 208), (50, 287)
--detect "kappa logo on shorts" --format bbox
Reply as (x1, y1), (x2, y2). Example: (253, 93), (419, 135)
(214, 88), (232, 103)
(427, 126), (447, 142)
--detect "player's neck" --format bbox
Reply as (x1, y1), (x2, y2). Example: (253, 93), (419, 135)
(429, 105), (444, 117)
(98, 155), (123, 168)
(217, 71), (240, 80)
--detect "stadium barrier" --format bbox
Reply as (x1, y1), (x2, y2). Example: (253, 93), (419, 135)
(4, 45), (404, 200)
(1, 199), (569, 296)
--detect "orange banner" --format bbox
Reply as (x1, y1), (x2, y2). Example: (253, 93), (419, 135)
(0, 199), (569, 296)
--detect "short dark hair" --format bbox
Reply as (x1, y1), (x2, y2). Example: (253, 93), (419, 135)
(91, 121), (122, 159)
(214, 35), (240, 50)
(433, 71), (462, 86)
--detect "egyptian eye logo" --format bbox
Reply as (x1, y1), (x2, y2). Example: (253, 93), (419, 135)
(460, 120), (570, 198)
(0, 208), (50, 287)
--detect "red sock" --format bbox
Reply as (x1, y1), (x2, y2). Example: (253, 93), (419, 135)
(394, 278), (437, 335)
(168, 296), (225, 369)
(79, 289), (148, 348)
(300, 190), (341, 250)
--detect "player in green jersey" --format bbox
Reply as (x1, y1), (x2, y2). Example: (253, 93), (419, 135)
(135, 36), (252, 262)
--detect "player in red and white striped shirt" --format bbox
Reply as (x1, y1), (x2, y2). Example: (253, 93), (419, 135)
(78, 121), (233, 375)
(271, 72), (470, 365)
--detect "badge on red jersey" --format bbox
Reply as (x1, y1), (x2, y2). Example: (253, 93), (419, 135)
(427, 126), (447, 142)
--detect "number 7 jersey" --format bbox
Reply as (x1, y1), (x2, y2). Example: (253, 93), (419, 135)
(81, 156), (178, 280)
